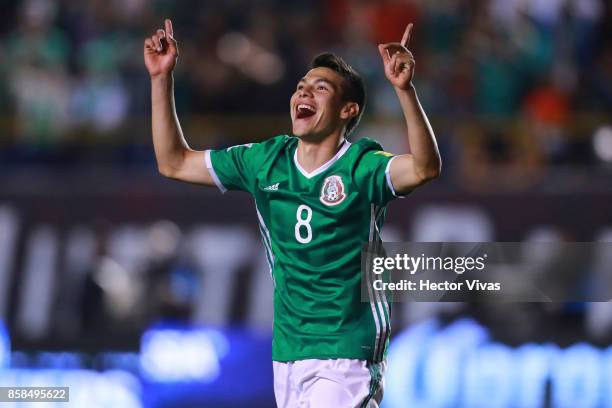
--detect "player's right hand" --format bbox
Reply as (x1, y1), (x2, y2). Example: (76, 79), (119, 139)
(144, 19), (178, 78)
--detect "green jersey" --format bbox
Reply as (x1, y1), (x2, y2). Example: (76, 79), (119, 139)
(206, 135), (401, 362)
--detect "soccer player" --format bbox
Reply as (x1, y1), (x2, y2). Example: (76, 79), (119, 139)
(145, 19), (440, 407)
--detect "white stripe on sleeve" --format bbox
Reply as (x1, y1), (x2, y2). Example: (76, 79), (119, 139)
(204, 150), (228, 193)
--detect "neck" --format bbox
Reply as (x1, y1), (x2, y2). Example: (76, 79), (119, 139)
(296, 131), (345, 173)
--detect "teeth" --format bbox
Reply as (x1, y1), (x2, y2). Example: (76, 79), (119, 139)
(297, 104), (316, 112)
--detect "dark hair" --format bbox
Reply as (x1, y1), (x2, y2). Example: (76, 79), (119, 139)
(311, 52), (366, 137)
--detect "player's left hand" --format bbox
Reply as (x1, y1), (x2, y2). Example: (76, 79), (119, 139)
(378, 23), (415, 91)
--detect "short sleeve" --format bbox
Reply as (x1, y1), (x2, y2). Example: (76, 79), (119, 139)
(206, 142), (260, 194)
(355, 150), (407, 207)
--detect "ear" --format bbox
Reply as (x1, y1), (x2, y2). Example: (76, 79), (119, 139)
(340, 101), (359, 121)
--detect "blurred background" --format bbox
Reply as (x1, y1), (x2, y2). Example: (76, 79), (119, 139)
(0, 0), (611, 406)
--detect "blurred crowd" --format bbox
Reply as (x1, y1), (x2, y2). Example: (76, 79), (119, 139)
(0, 0), (611, 188)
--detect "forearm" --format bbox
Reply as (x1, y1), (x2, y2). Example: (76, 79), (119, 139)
(151, 74), (191, 174)
(395, 85), (441, 179)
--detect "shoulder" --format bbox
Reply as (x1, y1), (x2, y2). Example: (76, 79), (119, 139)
(222, 134), (293, 156)
(349, 137), (394, 163)
(254, 134), (295, 153)
(351, 137), (385, 154)
(349, 137), (395, 175)
(261, 134), (293, 145)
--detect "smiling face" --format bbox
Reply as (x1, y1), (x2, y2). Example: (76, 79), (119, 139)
(290, 67), (358, 141)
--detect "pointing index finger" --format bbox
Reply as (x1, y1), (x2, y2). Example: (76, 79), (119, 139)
(401, 23), (413, 48)
(165, 19), (174, 38)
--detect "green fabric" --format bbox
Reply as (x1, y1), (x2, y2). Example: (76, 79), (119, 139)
(210, 135), (399, 361)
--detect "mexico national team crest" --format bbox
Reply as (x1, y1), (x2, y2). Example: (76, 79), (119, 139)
(320, 175), (346, 206)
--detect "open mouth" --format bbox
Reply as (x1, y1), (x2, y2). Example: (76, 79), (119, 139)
(296, 104), (317, 119)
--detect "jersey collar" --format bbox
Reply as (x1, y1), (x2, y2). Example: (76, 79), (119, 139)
(293, 139), (352, 179)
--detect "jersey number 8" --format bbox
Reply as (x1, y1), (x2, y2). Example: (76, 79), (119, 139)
(295, 205), (312, 244)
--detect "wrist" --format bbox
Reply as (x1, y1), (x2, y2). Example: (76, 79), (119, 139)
(394, 82), (416, 94)
(150, 73), (173, 85)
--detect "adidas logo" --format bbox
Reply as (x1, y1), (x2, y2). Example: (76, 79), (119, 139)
(263, 183), (279, 191)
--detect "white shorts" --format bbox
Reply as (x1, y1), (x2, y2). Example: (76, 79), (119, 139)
(272, 358), (386, 408)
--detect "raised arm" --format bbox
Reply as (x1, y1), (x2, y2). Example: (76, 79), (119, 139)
(144, 19), (214, 185)
(378, 23), (441, 194)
